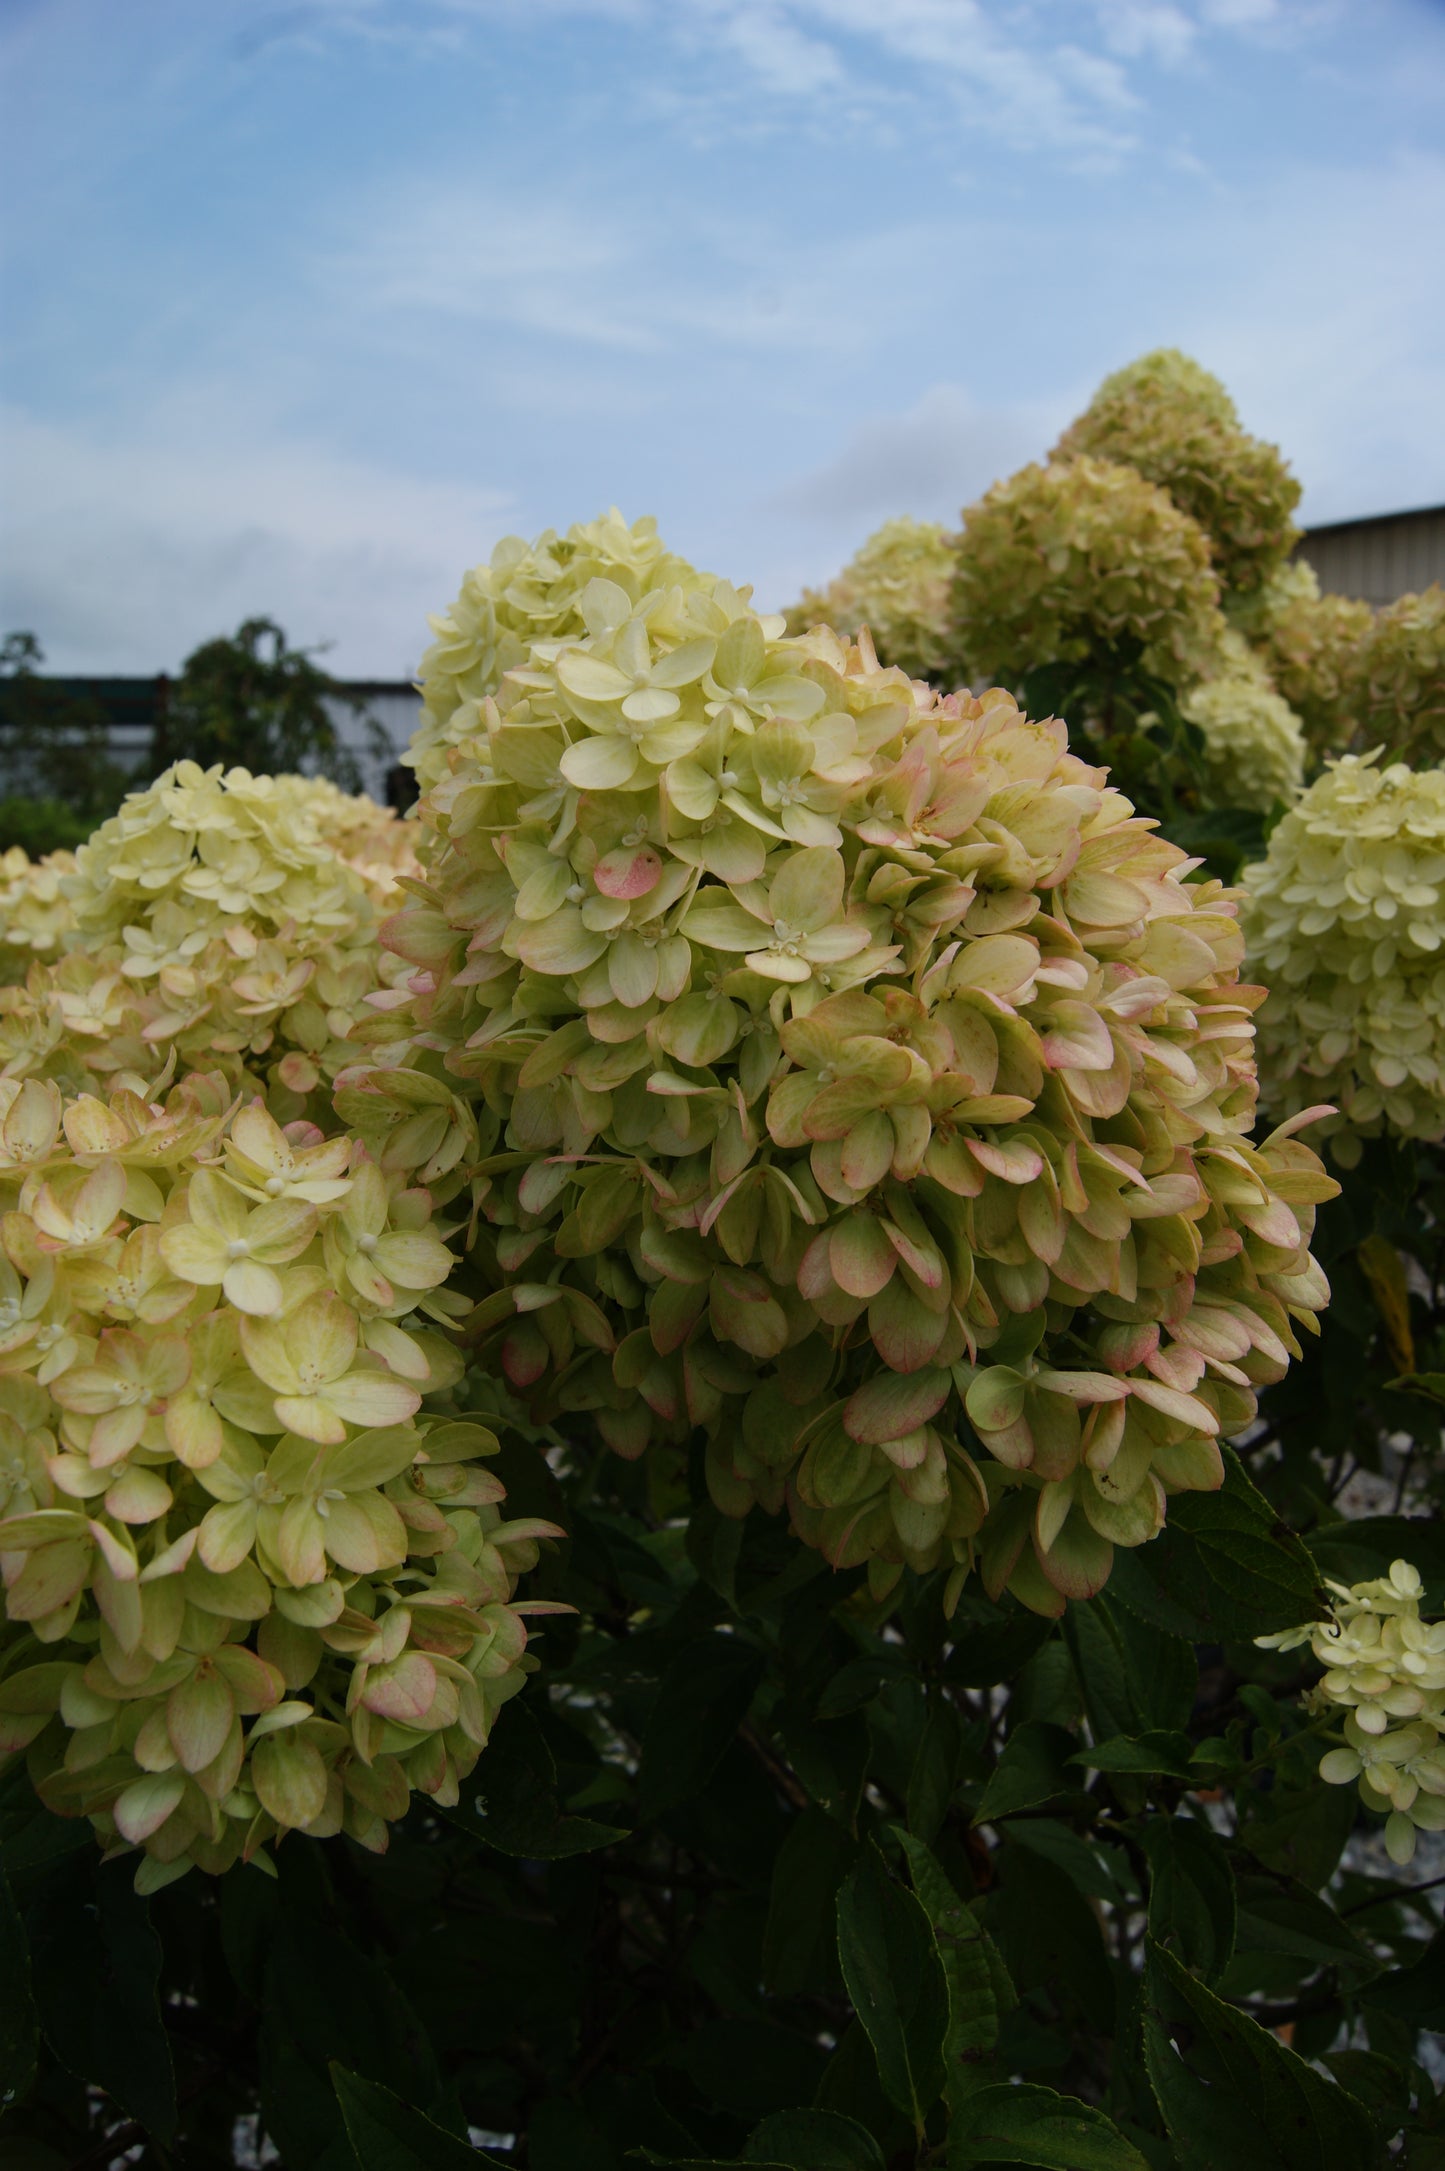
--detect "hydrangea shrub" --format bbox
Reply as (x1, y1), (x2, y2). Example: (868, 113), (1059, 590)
(784, 517), (954, 684)
(369, 513), (1334, 1618)
(1242, 754), (1445, 1156)
(1053, 348), (1301, 597)
(947, 456), (1227, 695)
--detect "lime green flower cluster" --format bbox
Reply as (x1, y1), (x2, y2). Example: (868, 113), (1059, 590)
(1260, 1560), (1445, 1866)
(1349, 586), (1445, 766)
(0, 766), (415, 1116)
(0, 1069), (555, 1888)
(784, 518), (954, 685)
(1181, 645), (1306, 812)
(410, 509), (704, 797)
(363, 514), (1334, 1617)
(0, 846), (78, 981)
(1242, 754), (1445, 1157)
(1248, 562), (1373, 758)
(1052, 349), (1301, 598)
(948, 456), (1227, 694)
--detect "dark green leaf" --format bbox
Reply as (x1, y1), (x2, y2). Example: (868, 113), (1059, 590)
(895, 1829), (1011, 2109)
(1110, 1448), (1325, 1641)
(973, 1722), (1077, 1824)
(836, 1845), (948, 2127)
(1139, 1816), (1236, 1981)
(30, 1859), (175, 2141)
(1364, 1927), (1445, 2029)
(332, 2066), (507, 2170)
(262, 1917), (448, 2168)
(775, 1707), (869, 1828)
(1142, 1938), (1378, 2171)
(948, 2081), (1150, 2168)
(0, 1866), (36, 2109)
(1238, 1783), (1357, 1892)
(1068, 1731), (1193, 1778)
(743, 2108), (887, 2167)
(442, 1699), (627, 1856)
(763, 1808), (858, 1996)
(907, 1703), (963, 1842)
(1232, 1873), (1379, 1980)
(640, 1634), (765, 1816)
(944, 1612), (1053, 1690)
(1002, 1819), (1131, 1904)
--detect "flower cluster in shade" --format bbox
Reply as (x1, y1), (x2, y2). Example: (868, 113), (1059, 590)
(1180, 635), (1306, 813)
(1052, 348), (1301, 599)
(1349, 585), (1445, 768)
(0, 767), (419, 1122)
(0, 1070), (558, 1888)
(784, 519), (955, 686)
(359, 512), (1334, 1619)
(1242, 755), (1445, 1157)
(947, 455), (1228, 695)
(1260, 1560), (1445, 1867)
(1247, 561), (1373, 759)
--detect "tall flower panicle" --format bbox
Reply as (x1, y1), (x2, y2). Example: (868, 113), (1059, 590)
(1052, 348), (1301, 598)
(947, 457), (1227, 694)
(1242, 754), (1445, 1157)
(355, 512), (1334, 1621)
(1260, 1560), (1445, 1866)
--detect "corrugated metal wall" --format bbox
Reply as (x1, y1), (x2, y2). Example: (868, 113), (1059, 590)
(1295, 508), (1445, 607)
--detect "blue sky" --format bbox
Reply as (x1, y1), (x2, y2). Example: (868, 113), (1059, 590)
(2, 0), (1443, 678)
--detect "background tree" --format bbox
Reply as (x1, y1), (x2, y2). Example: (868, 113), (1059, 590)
(0, 631), (133, 853)
(151, 616), (391, 790)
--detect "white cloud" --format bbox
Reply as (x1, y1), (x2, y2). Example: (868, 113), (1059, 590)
(0, 402), (512, 677)
(770, 381), (1066, 529)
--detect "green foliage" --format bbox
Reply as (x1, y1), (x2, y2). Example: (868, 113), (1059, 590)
(4, 1450), (1443, 2167)
(0, 631), (133, 846)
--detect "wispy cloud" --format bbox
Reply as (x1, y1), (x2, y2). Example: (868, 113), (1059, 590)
(0, 402), (511, 675)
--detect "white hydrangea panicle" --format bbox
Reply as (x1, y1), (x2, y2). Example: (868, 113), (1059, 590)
(1242, 754), (1445, 1159)
(1181, 670), (1305, 813)
(362, 511), (1336, 1622)
(0, 1071), (553, 1888)
(1261, 1559), (1445, 1865)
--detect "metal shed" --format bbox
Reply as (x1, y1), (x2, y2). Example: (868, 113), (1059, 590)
(1295, 504), (1445, 608)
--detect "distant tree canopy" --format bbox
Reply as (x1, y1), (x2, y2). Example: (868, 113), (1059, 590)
(150, 616), (389, 790)
(0, 632), (133, 854)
